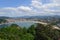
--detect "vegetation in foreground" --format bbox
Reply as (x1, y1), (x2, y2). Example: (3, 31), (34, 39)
(0, 24), (35, 40)
(0, 19), (60, 40)
(35, 23), (60, 40)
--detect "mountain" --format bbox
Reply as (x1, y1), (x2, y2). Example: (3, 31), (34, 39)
(0, 15), (60, 19)
(0, 16), (13, 19)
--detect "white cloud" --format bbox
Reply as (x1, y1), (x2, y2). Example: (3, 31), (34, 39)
(31, 0), (60, 15)
(0, 6), (36, 17)
(17, 6), (32, 11)
(53, 0), (60, 3)
(0, 0), (60, 17)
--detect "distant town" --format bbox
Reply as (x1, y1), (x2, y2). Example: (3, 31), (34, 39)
(0, 16), (60, 30)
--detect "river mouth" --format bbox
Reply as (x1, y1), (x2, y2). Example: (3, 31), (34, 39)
(0, 21), (35, 28)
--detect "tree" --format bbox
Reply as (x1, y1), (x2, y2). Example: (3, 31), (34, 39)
(35, 23), (60, 40)
(0, 24), (35, 40)
(27, 25), (36, 35)
(23, 27), (27, 34)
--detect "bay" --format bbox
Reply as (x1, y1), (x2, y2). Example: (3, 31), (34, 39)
(0, 21), (35, 28)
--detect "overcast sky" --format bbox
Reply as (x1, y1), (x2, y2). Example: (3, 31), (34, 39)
(0, 0), (60, 17)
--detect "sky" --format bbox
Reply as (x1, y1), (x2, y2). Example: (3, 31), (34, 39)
(0, 0), (60, 17)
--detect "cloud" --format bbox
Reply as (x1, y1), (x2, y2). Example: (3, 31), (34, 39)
(0, 0), (60, 17)
(31, 0), (60, 15)
(17, 6), (32, 11)
(0, 6), (36, 17)
(53, 0), (60, 3)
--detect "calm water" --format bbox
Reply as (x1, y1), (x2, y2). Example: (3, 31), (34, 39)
(0, 22), (35, 28)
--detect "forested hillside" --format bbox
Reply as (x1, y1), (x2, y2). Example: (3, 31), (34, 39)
(0, 23), (60, 40)
(35, 23), (60, 40)
(0, 24), (35, 40)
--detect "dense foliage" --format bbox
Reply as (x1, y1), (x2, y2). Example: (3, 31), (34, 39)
(0, 23), (60, 40)
(0, 24), (35, 40)
(35, 23), (60, 40)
